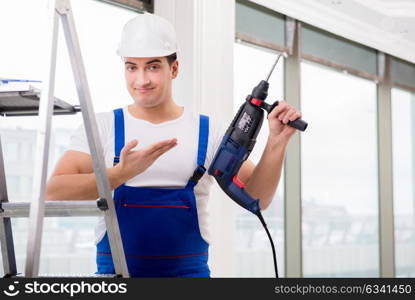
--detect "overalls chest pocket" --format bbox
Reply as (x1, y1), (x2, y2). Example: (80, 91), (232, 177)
(115, 185), (201, 257)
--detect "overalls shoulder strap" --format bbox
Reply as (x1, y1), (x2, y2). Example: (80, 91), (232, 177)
(197, 114), (209, 167)
(113, 108), (124, 166)
(188, 114), (209, 187)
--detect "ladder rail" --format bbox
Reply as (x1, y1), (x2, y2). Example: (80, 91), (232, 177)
(23, 0), (129, 277)
(58, 0), (129, 277)
(24, 0), (60, 277)
(0, 136), (17, 276)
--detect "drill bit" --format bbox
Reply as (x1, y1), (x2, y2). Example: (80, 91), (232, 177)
(265, 54), (282, 82)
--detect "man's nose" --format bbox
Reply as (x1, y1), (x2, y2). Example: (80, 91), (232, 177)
(133, 70), (151, 87)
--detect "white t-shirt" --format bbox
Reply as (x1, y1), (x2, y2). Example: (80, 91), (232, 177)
(68, 106), (224, 245)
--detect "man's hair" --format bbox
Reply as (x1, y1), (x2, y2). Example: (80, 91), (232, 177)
(166, 52), (177, 66)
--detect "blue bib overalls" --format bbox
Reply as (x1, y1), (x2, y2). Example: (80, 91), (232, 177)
(96, 108), (210, 277)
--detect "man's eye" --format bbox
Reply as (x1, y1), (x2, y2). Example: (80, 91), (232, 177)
(148, 65), (160, 71)
(126, 66), (136, 71)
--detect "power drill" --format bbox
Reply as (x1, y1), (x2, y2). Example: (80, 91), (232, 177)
(208, 54), (307, 278)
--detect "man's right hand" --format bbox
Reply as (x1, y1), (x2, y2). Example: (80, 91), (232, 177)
(114, 138), (178, 182)
(45, 138), (177, 200)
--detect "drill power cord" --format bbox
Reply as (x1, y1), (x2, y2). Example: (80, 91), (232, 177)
(256, 210), (279, 278)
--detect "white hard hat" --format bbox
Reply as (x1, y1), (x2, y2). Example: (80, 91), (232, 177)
(117, 12), (177, 58)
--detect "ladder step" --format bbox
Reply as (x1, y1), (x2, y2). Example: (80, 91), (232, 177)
(0, 201), (103, 218)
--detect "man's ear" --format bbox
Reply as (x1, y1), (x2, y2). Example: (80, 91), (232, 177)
(171, 60), (179, 79)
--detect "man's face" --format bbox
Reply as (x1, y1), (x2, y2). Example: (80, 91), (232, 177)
(124, 56), (178, 108)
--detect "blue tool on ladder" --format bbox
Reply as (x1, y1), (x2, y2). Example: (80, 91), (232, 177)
(0, 78), (42, 85)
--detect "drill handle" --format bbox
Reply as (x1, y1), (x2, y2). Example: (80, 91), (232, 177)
(262, 101), (308, 132)
(226, 178), (261, 214)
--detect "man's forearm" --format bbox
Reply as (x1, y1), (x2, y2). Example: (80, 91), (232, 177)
(46, 166), (126, 200)
(244, 138), (287, 210)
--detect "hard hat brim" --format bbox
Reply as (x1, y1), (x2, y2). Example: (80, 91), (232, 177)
(117, 49), (177, 58)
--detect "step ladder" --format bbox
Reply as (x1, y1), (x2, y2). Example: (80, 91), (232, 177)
(0, 0), (129, 277)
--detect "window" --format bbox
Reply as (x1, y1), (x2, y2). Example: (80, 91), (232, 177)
(301, 61), (379, 277)
(392, 88), (415, 277)
(5, 142), (19, 162)
(6, 176), (20, 195)
(234, 42), (285, 277)
(20, 142), (34, 162)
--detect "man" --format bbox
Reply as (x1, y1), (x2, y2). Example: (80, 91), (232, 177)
(46, 12), (301, 277)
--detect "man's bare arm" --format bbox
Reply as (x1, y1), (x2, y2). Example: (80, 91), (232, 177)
(46, 158), (126, 200)
(46, 138), (177, 200)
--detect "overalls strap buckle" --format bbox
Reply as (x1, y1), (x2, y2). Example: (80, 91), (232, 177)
(190, 165), (206, 183)
(113, 156), (120, 166)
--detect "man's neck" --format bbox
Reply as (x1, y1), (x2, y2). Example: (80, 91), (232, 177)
(128, 100), (184, 124)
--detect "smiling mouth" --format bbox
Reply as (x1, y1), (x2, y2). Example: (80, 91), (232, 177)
(134, 88), (154, 93)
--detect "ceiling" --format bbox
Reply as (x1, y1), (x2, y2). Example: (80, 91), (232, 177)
(252, 0), (415, 64)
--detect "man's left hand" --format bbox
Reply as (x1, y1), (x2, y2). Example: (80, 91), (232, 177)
(267, 100), (302, 145)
